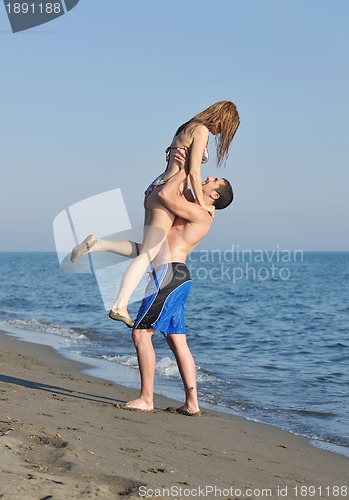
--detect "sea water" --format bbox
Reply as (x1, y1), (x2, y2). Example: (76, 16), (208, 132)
(0, 251), (348, 457)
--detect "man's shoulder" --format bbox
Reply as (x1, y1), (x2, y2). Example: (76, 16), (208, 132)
(181, 205), (213, 226)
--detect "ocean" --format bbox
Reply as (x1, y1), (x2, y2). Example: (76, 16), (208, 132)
(0, 250), (348, 458)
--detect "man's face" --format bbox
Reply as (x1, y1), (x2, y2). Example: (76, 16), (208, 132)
(202, 176), (224, 194)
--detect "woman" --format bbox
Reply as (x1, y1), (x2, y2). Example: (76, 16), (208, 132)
(71, 101), (240, 327)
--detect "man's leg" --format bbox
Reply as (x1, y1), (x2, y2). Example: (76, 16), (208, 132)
(122, 327), (155, 411)
(166, 334), (200, 415)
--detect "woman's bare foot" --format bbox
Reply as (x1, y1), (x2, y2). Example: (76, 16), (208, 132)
(109, 308), (134, 328)
(118, 398), (153, 412)
(71, 234), (97, 263)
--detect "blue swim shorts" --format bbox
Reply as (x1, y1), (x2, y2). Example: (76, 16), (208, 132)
(134, 262), (192, 336)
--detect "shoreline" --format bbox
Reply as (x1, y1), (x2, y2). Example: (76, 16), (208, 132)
(0, 329), (348, 499)
(3, 323), (349, 460)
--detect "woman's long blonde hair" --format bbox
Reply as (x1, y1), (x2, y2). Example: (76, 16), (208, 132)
(177, 101), (240, 166)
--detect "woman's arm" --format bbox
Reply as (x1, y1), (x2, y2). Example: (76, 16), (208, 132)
(188, 125), (209, 209)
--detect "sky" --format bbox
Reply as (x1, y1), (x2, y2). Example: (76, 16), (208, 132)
(1, 0), (348, 252)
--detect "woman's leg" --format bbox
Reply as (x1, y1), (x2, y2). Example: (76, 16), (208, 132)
(71, 235), (140, 262)
(71, 207), (152, 263)
(166, 334), (200, 415)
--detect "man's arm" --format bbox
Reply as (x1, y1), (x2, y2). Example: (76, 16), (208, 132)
(158, 169), (210, 223)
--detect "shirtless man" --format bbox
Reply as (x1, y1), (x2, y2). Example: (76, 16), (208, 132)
(71, 164), (233, 416)
(122, 167), (233, 416)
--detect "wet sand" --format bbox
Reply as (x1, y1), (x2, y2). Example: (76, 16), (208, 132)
(0, 330), (348, 499)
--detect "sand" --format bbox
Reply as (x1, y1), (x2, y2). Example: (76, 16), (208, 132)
(0, 330), (348, 499)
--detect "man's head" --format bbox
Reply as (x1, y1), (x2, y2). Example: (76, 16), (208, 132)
(202, 177), (233, 210)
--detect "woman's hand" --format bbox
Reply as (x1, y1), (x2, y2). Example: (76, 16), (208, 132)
(172, 147), (189, 170)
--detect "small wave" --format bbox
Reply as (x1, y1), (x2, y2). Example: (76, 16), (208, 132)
(285, 408), (337, 419)
(96, 354), (220, 382)
(99, 355), (181, 378)
(0, 319), (87, 341)
(327, 342), (348, 348)
(310, 440), (349, 458)
(98, 354), (139, 369)
(196, 368), (226, 385)
(156, 357), (180, 378)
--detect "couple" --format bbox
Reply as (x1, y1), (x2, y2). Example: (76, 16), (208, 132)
(71, 101), (238, 415)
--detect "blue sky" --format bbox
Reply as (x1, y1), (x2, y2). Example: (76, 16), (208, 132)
(1, 0), (348, 251)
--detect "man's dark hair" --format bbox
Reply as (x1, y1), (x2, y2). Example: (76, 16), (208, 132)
(213, 178), (233, 210)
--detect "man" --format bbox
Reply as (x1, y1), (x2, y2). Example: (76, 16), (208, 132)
(122, 167), (233, 416)
(71, 164), (233, 416)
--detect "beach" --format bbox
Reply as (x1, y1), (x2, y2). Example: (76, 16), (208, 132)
(0, 330), (348, 499)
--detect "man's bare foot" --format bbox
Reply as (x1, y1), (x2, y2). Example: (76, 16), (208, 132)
(71, 234), (97, 263)
(117, 399), (154, 412)
(109, 308), (134, 328)
(176, 405), (201, 417)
